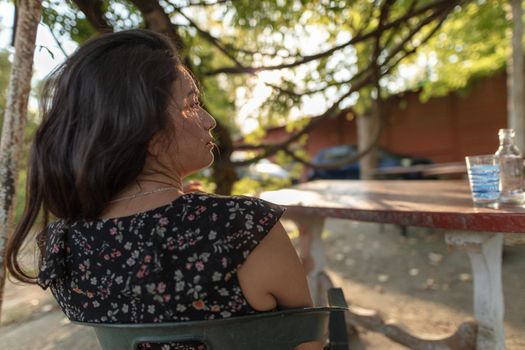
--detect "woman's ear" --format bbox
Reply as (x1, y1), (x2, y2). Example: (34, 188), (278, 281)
(147, 132), (165, 157)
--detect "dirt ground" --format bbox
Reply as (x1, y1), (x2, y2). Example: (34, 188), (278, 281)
(1, 219), (524, 349)
(321, 219), (525, 349)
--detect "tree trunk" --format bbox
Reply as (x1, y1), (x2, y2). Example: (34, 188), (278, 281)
(507, 0), (524, 150)
(0, 0), (41, 322)
(212, 119), (237, 195)
(357, 97), (380, 180)
(357, 113), (379, 179)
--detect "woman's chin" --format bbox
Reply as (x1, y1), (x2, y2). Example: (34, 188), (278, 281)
(196, 156), (214, 174)
(206, 155), (214, 168)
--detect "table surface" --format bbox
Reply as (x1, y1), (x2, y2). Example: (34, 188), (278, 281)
(260, 180), (525, 233)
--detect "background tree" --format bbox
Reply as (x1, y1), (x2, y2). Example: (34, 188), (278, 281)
(0, 0), (42, 322)
(399, 0), (508, 98)
(37, 0), (466, 193)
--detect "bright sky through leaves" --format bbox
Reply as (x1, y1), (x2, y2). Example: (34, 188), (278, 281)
(0, 1), (503, 132)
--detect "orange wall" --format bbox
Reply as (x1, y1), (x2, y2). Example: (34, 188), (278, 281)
(259, 72), (508, 163)
(383, 73), (507, 162)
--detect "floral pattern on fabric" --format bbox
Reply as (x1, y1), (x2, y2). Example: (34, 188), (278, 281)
(37, 192), (284, 350)
(37, 220), (69, 288)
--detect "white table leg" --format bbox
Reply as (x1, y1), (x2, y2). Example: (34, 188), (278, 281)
(445, 232), (505, 350)
(287, 214), (333, 305)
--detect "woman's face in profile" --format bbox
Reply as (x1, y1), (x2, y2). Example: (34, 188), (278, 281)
(150, 68), (217, 177)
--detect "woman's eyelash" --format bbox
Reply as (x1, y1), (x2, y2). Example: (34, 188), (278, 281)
(184, 94), (201, 110)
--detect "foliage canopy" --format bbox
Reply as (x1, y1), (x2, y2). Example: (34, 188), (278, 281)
(3, 0), (513, 192)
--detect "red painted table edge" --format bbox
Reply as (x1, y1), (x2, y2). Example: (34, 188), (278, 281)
(281, 205), (525, 234)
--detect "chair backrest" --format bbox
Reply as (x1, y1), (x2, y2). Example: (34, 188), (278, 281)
(73, 288), (348, 350)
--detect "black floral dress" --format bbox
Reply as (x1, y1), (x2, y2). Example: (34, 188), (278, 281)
(37, 192), (284, 350)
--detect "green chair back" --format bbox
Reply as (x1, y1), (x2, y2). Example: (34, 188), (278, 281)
(73, 288), (349, 350)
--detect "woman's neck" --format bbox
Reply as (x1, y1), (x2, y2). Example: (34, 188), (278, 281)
(100, 171), (185, 220)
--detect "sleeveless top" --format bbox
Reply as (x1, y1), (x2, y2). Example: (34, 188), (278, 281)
(37, 192), (284, 350)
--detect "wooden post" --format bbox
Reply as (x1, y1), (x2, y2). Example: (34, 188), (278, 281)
(357, 113), (379, 180)
(507, 0), (524, 150)
(445, 232), (505, 350)
(0, 0), (42, 321)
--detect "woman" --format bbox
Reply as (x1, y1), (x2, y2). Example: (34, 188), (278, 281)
(5, 29), (320, 349)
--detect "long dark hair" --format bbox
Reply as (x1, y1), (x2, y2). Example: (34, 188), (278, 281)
(6, 29), (182, 284)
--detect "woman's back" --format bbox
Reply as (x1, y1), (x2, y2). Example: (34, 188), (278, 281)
(39, 192), (284, 322)
(38, 193), (285, 348)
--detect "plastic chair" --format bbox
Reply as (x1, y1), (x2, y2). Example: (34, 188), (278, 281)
(73, 288), (349, 350)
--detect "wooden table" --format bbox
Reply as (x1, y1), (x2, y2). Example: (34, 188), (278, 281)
(261, 180), (525, 350)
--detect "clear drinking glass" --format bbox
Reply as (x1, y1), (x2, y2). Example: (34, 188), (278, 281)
(465, 155), (500, 206)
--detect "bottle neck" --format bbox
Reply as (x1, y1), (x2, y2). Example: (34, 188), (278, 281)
(499, 137), (515, 147)
(499, 129), (516, 146)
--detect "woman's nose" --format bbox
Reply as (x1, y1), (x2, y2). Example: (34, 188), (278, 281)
(205, 111), (217, 131)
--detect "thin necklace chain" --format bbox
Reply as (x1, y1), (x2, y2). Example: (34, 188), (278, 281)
(109, 187), (181, 203)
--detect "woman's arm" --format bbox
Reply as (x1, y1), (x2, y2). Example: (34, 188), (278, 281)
(237, 221), (323, 350)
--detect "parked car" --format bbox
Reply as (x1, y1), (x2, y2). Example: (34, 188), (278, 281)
(246, 159), (290, 180)
(307, 145), (433, 180)
(231, 151), (292, 181)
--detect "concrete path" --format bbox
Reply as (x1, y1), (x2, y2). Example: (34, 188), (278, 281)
(0, 311), (100, 350)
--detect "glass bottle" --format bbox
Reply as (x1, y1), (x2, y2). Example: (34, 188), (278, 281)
(495, 128), (524, 203)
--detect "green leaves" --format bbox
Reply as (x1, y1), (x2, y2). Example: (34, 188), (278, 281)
(35, 0), (479, 175)
(409, 0), (509, 99)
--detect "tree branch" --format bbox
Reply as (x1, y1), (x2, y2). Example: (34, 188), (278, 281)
(175, 8), (247, 69)
(373, 0), (394, 66)
(263, 62), (374, 100)
(45, 21), (68, 57)
(206, 0), (460, 76)
(72, 0), (113, 33)
(231, 71), (375, 167)
(232, 0), (460, 168)
(225, 45), (302, 60)
(262, 0), (451, 99)
(353, 0), (380, 38)
(261, 1), (394, 100)
(169, 0), (229, 9)
(129, 0), (185, 50)
(281, 108), (385, 171)
(175, 9), (303, 62)
(174, 1), (308, 66)
(280, 23), (389, 172)
(263, 78), (351, 98)
(380, 1), (452, 69)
